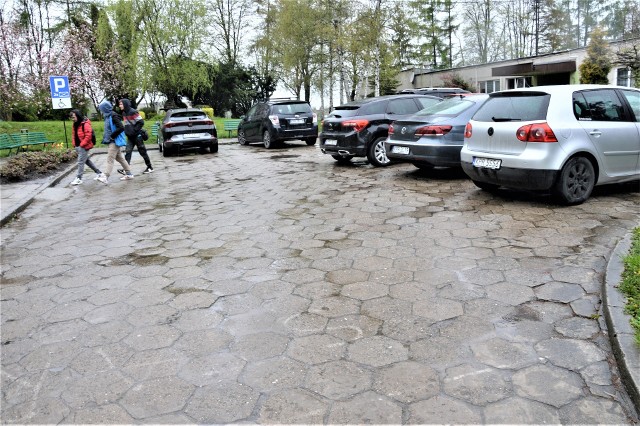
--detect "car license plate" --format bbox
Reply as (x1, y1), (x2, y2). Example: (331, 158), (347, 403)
(324, 139), (337, 146)
(391, 146), (410, 155)
(473, 157), (501, 169)
(184, 133), (203, 139)
(289, 119), (305, 125)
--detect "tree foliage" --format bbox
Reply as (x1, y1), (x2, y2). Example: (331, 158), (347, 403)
(579, 27), (612, 84)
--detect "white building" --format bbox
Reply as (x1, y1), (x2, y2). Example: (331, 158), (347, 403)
(396, 38), (638, 93)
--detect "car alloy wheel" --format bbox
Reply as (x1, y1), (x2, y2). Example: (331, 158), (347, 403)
(553, 156), (595, 205)
(367, 136), (391, 167)
(238, 129), (248, 146)
(263, 131), (273, 149)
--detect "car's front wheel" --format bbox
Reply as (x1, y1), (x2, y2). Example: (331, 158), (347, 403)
(367, 137), (391, 167)
(553, 156), (595, 205)
(238, 129), (248, 145)
(263, 131), (274, 149)
(305, 137), (316, 146)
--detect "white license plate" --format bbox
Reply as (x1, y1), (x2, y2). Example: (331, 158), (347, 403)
(184, 133), (204, 139)
(324, 139), (337, 146)
(391, 146), (410, 155)
(289, 119), (305, 125)
(473, 157), (501, 169)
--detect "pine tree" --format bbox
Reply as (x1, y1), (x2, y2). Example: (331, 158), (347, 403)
(579, 27), (612, 84)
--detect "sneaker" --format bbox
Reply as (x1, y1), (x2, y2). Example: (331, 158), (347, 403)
(120, 174), (134, 181)
(97, 174), (108, 184)
(70, 177), (82, 185)
(117, 169), (125, 176)
(142, 167), (154, 174)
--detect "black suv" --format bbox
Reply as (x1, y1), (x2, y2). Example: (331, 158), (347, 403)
(319, 94), (441, 166)
(158, 108), (218, 157)
(237, 98), (318, 149)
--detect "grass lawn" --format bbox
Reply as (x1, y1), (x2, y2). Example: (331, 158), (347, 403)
(620, 227), (640, 345)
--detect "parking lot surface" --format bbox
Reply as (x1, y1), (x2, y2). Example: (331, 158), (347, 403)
(1, 143), (639, 423)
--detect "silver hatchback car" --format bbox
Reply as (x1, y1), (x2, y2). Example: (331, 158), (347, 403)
(461, 85), (640, 204)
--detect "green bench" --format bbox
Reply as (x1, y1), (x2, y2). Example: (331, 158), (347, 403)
(10, 132), (56, 151)
(223, 119), (242, 137)
(151, 122), (160, 137)
(0, 133), (24, 155)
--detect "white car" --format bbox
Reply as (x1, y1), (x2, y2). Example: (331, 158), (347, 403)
(460, 84), (640, 204)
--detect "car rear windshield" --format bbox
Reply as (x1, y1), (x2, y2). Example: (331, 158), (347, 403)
(327, 107), (360, 119)
(171, 111), (208, 119)
(473, 92), (550, 122)
(415, 97), (475, 117)
(272, 103), (312, 114)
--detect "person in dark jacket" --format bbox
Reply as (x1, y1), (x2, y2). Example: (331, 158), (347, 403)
(117, 98), (154, 175)
(69, 109), (104, 186)
(98, 100), (133, 183)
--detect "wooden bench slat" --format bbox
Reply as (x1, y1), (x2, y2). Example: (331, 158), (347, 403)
(222, 119), (242, 137)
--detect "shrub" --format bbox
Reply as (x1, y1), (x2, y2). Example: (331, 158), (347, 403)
(0, 150), (77, 182)
(140, 107), (157, 120)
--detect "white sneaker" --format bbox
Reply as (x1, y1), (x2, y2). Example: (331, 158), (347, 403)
(70, 177), (82, 185)
(94, 172), (106, 181)
(120, 174), (134, 181)
(97, 174), (108, 184)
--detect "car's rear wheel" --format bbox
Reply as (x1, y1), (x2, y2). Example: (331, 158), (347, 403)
(210, 144), (218, 154)
(367, 137), (391, 167)
(472, 180), (499, 191)
(305, 137), (316, 146)
(553, 156), (595, 205)
(238, 129), (248, 145)
(162, 144), (172, 157)
(331, 154), (353, 163)
(263, 131), (273, 149)
(413, 162), (434, 170)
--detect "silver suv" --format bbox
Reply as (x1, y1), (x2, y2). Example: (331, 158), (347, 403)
(460, 84), (640, 205)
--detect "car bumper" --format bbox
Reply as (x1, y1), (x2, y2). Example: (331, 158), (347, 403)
(272, 126), (318, 141)
(319, 132), (366, 157)
(164, 135), (218, 149)
(385, 140), (462, 167)
(461, 161), (558, 190)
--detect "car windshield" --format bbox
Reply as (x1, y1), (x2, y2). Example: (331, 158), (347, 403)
(171, 111), (207, 119)
(473, 92), (550, 122)
(415, 97), (475, 117)
(273, 103), (312, 114)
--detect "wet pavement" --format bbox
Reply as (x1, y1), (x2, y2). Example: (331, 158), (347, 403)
(1, 142), (639, 423)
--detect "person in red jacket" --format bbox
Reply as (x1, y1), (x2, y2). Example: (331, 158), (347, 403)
(70, 109), (104, 185)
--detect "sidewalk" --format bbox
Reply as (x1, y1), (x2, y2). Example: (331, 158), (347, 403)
(0, 142), (638, 414)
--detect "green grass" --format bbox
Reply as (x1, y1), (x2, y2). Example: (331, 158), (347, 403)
(620, 227), (640, 345)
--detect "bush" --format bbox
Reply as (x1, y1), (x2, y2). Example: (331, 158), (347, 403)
(0, 150), (77, 182)
(140, 107), (157, 120)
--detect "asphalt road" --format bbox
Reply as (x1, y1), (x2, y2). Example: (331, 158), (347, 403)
(1, 142), (639, 423)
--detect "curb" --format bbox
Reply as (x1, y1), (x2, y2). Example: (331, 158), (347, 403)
(603, 231), (640, 412)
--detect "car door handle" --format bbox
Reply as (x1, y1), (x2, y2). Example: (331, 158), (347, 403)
(589, 130), (602, 137)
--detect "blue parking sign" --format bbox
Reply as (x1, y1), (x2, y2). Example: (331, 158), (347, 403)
(49, 76), (71, 109)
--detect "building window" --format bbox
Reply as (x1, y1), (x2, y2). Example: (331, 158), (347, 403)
(617, 68), (632, 87)
(507, 77), (532, 89)
(479, 80), (500, 93)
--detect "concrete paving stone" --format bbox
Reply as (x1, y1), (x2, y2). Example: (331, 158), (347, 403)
(493, 317), (555, 343)
(581, 360), (615, 386)
(61, 369), (134, 409)
(280, 267), (326, 284)
(18, 340), (82, 372)
(1, 397), (70, 424)
(140, 413), (195, 424)
(231, 332), (290, 361)
(169, 291), (218, 310)
(67, 403), (135, 424)
(281, 312), (328, 336)
(443, 363), (512, 406)
(120, 376), (194, 419)
(410, 335), (474, 367)
(126, 275), (173, 291)
(1, 315), (43, 343)
(219, 309), (282, 337)
(258, 388), (328, 424)
(173, 327), (233, 357)
(460, 267), (505, 286)
(555, 316), (600, 339)
(341, 281), (389, 300)
(30, 319), (88, 345)
(122, 347), (188, 381)
(486, 282), (535, 305)
(463, 298), (519, 321)
(352, 255), (394, 271)
(79, 320), (134, 347)
(125, 289), (174, 308)
(437, 281), (485, 301)
(519, 300), (574, 324)
(347, 335), (408, 367)
(413, 298), (464, 322)
(69, 343), (132, 374)
(393, 256), (436, 272)
(240, 356), (306, 391)
(535, 338), (607, 370)
(0, 284), (28, 299)
(327, 391), (403, 424)
(388, 281), (438, 302)
(512, 364), (585, 407)
(91, 275), (136, 291)
(414, 267), (457, 286)
(262, 294), (311, 318)
(125, 304), (179, 327)
(370, 268), (413, 285)
(484, 396), (561, 423)
(87, 289), (135, 306)
(42, 300), (95, 323)
(287, 334), (346, 364)
(122, 324), (182, 351)
(559, 396), (631, 424)
(3, 368), (73, 405)
(439, 315), (495, 340)
(434, 255), (479, 272)
(1, 298), (55, 322)
(408, 395), (483, 424)
(360, 296), (411, 321)
(184, 381), (259, 423)
(381, 315), (437, 343)
(249, 279), (295, 300)
(471, 337), (539, 369)
(535, 281), (586, 303)
(476, 256), (520, 271)
(178, 352), (246, 386)
(309, 295), (361, 318)
(305, 360), (373, 400)
(163, 264), (204, 280)
(373, 361), (440, 403)
(503, 268), (553, 287)
(171, 308), (224, 331)
(325, 315), (382, 342)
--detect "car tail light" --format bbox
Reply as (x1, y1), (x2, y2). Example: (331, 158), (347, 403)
(269, 115), (280, 126)
(389, 123), (395, 135)
(312, 113), (317, 124)
(164, 122), (178, 128)
(415, 125), (452, 136)
(464, 122), (472, 138)
(516, 122), (558, 142)
(342, 119), (369, 132)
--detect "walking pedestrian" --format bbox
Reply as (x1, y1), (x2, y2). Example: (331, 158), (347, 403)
(117, 98), (154, 175)
(97, 100), (134, 183)
(69, 109), (104, 186)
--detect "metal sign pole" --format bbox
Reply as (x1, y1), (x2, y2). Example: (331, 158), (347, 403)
(63, 119), (68, 149)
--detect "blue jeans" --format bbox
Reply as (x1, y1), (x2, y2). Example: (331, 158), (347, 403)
(75, 146), (100, 179)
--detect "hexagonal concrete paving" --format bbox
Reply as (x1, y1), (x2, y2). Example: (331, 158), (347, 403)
(1, 144), (638, 423)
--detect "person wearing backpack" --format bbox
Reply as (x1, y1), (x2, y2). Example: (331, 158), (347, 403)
(117, 98), (154, 175)
(97, 100), (134, 183)
(69, 109), (104, 186)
